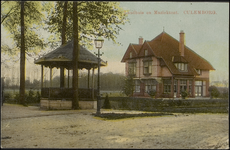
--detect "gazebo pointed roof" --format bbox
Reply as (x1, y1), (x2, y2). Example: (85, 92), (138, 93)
(34, 41), (107, 69)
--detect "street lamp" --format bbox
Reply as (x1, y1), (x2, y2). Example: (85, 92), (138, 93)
(94, 36), (104, 115)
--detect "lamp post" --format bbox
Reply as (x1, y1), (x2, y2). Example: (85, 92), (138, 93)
(94, 36), (104, 115)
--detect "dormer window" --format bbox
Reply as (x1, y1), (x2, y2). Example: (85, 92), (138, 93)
(174, 63), (188, 72)
(144, 49), (148, 56)
(130, 52), (132, 58)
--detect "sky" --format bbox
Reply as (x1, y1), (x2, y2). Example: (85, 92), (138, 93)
(1, 2), (229, 83)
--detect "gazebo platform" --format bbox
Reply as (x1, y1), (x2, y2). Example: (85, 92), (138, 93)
(40, 99), (97, 110)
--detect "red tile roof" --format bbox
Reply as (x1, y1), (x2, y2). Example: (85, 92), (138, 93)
(121, 31), (215, 75)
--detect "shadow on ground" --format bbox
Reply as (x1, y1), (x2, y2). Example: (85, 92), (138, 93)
(92, 112), (174, 120)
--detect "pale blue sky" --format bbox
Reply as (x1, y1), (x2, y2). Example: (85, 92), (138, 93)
(1, 2), (229, 83)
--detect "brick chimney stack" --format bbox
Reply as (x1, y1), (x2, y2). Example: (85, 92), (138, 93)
(139, 36), (143, 45)
(179, 30), (185, 57)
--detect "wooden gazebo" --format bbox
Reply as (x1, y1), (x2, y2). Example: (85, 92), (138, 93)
(34, 41), (107, 109)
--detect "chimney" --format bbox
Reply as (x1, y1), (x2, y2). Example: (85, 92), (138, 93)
(179, 30), (185, 57)
(139, 36), (143, 45)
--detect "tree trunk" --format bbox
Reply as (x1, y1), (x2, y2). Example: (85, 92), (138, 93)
(72, 1), (79, 109)
(61, 1), (68, 45)
(20, 1), (26, 106)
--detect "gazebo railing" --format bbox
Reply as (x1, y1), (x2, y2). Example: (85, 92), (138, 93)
(41, 88), (97, 99)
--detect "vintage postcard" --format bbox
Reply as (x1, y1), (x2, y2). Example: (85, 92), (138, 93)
(1, 1), (229, 149)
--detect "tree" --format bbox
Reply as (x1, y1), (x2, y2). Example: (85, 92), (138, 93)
(72, 2), (80, 109)
(45, 2), (128, 49)
(20, 1), (26, 105)
(45, 2), (128, 109)
(122, 75), (135, 97)
(1, 1), (50, 105)
(62, 1), (68, 45)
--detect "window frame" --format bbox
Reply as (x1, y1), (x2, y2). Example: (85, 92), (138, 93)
(135, 80), (140, 93)
(144, 49), (148, 56)
(174, 63), (188, 72)
(128, 62), (136, 76)
(163, 79), (171, 93)
(143, 61), (152, 75)
(144, 79), (157, 93)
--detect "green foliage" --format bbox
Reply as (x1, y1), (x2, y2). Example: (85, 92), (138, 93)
(1, 1), (49, 54)
(208, 86), (220, 99)
(45, 1), (129, 49)
(221, 88), (229, 99)
(12, 89), (40, 104)
(121, 75), (135, 97)
(102, 93), (111, 109)
(147, 89), (156, 98)
(181, 90), (188, 99)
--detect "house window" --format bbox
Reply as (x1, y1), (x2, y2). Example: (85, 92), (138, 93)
(163, 79), (171, 93)
(195, 81), (202, 97)
(130, 52), (132, 58)
(174, 63), (188, 72)
(180, 80), (187, 92)
(174, 80), (177, 97)
(188, 80), (192, 96)
(128, 63), (136, 75)
(145, 79), (156, 92)
(145, 49), (148, 56)
(143, 61), (152, 75)
(135, 80), (140, 93)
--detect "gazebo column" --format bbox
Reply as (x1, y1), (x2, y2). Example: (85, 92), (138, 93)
(67, 69), (70, 88)
(88, 69), (90, 89)
(50, 67), (53, 87)
(60, 67), (65, 88)
(41, 65), (44, 88)
(92, 67), (95, 100)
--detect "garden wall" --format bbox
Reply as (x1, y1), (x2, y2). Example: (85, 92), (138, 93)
(101, 97), (229, 113)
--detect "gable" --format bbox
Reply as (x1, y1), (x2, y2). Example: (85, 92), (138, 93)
(137, 41), (155, 57)
(121, 44), (141, 62)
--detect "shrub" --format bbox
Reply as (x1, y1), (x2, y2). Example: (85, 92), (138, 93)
(35, 90), (41, 103)
(121, 99), (129, 109)
(102, 93), (111, 109)
(181, 90), (188, 99)
(3, 92), (12, 100)
(208, 86), (220, 99)
(147, 89), (156, 98)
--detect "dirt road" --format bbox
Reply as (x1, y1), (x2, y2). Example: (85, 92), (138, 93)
(1, 104), (229, 149)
